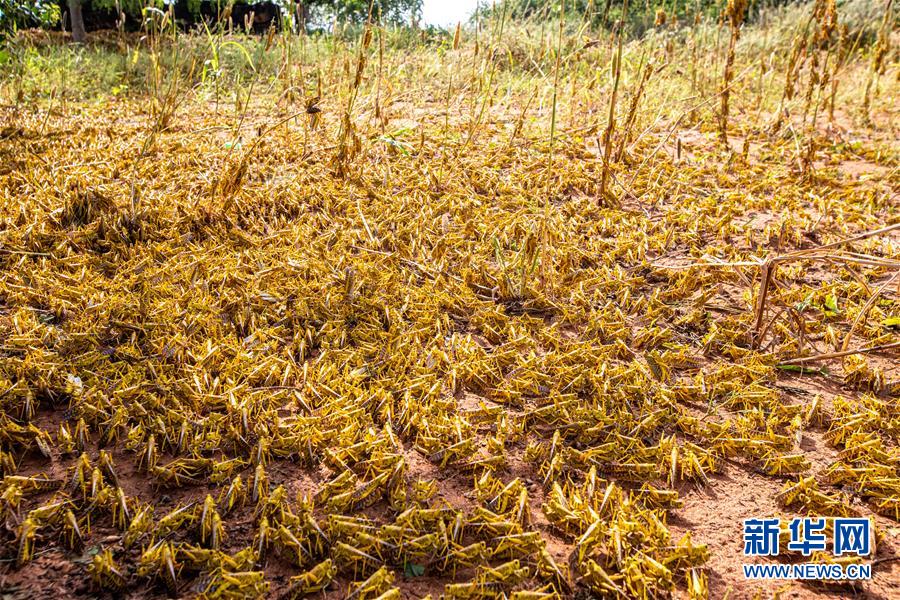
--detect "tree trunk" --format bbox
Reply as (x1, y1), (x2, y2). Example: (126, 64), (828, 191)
(69, 0), (87, 43)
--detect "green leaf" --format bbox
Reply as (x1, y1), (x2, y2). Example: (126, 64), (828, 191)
(824, 293), (839, 315)
(404, 562), (425, 577)
(378, 135), (412, 156)
(220, 41), (256, 72)
(73, 545), (102, 564)
(795, 293), (814, 312)
(776, 364), (829, 376)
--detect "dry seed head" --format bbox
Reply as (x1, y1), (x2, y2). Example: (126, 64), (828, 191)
(823, 0), (837, 39)
(655, 9), (666, 27)
(726, 0), (748, 28)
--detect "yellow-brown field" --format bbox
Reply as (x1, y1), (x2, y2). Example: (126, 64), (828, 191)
(0, 4), (897, 598)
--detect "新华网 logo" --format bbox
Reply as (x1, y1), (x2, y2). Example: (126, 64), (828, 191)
(742, 517), (872, 581)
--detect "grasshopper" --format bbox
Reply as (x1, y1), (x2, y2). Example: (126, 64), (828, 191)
(537, 547), (571, 593)
(490, 531), (544, 559)
(124, 505), (154, 549)
(218, 475), (246, 514)
(254, 516), (270, 563)
(3, 474), (61, 496)
(156, 502), (198, 538)
(273, 523), (312, 566)
(199, 495), (226, 549)
(479, 559), (531, 586)
(333, 541), (382, 576)
(637, 483), (683, 509)
(443, 541), (489, 573)
(760, 452), (811, 476)
(151, 457), (214, 489)
(443, 580), (503, 599)
(203, 569), (269, 598)
(62, 508), (85, 550)
(137, 540), (181, 595)
(89, 548), (127, 591)
(288, 558), (337, 596)
(510, 591), (560, 600)
(347, 566), (395, 599)
(687, 568), (708, 600)
(16, 517), (37, 566)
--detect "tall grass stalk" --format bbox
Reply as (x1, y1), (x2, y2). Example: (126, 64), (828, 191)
(718, 0), (747, 145)
(862, 0), (893, 122)
(548, 2), (565, 190)
(599, 0), (628, 204)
